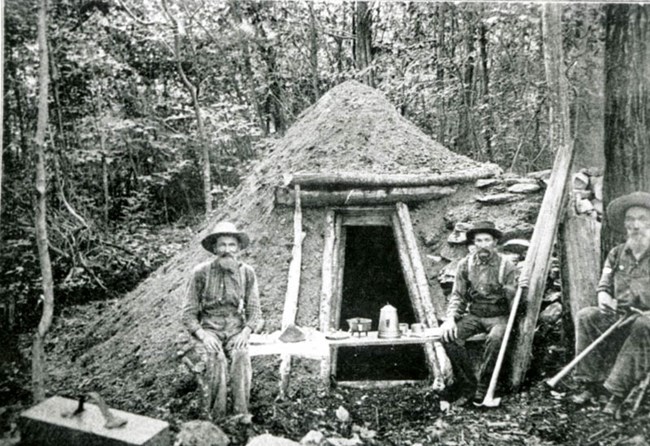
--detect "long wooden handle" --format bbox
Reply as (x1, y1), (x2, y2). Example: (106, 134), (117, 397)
(546, 314), (630, 388)
(482, 285), (525, 402)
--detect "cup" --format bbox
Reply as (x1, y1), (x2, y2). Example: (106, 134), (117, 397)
(411, 323), (424, 334)
(399, 323), (409, 334)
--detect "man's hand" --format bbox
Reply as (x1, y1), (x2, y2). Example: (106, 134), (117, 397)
(440, 319), (457, 343)
(519, 276), (530, 289)
(598, 291), (617, 314)
(197, 329), (223, 354)
(227, 327), (251, 350)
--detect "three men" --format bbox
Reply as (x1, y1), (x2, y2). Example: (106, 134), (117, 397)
(572, 191), (650, 414)
(182, 221), (261, 420)
(441, 221), (518, 405)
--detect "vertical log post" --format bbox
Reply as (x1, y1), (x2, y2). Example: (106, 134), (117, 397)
(319, 210), (336, 386)
(278, 185), (304, 398)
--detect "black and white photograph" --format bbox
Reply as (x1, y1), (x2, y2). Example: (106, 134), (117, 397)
(1, 1), (649, 444)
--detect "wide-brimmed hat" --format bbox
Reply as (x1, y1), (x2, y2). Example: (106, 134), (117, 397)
(466, 221), (503, 243)
(607, 191), (650, 233)
(201, 221), (250, 253)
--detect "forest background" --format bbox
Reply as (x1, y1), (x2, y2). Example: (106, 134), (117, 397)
(0, 0), (606, 335)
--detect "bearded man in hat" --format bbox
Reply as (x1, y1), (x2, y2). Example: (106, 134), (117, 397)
(440, 221), (518, 405)
(182, 221), (261, 420)
(571, 191), (650, 415)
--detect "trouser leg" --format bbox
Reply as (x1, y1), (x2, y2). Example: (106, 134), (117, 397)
(476, 317), (507, 395)
(229, 347), (252, 414)
(574, 306), (619, 384)
(206, 349), (228, 420)
(443, 315), (483, 397)
(605, 316), (650, 397)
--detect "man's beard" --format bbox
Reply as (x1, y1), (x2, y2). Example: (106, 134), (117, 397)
(476, 246), (495, 260)
(217, 253), (239, 271)
(627, 229), (650, 252)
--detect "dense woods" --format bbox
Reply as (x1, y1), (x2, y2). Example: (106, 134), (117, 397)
(1, 1), (608, 331)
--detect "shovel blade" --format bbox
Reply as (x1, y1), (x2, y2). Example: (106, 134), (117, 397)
(480, 396), (501, 408)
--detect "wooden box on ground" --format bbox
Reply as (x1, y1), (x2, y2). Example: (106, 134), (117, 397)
(19, 396), (171, 446)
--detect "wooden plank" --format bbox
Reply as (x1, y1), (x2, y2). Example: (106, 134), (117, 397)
(319, 210), (336, 333)
(341, 213), (392, 226)
(560, 208), (601, 327)
(508, 142), (575, 388)
(20, 396), (170, 446)
(275, 185), (456, 207)
(392, 211), (444, 386)
(287, 167), (499, 188)
(327, 330), (441, 346)
(337, 380), (424, 389)
(279, 185), (304, 397)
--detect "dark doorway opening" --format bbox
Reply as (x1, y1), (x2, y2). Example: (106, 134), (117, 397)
(336, 225), (428, 381)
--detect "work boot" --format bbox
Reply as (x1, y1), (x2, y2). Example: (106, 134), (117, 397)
(602, 395), (624, 415)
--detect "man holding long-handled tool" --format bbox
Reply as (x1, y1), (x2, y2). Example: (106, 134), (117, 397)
(567, 192), (650, 414)
(440, 221), (519, 405)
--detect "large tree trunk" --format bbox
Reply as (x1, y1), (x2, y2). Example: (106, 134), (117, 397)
(32, 0), (54, 403)
(602, 4), (650, 255)
(308, 2), (320, 101)
(0, 0), (4, 226)
(354, 1), (374, 87)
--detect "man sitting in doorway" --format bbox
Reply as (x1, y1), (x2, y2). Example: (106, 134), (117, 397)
(440, 221), (518, 405)
(571, 191), (650, 415)
(182, 221), (262, 421)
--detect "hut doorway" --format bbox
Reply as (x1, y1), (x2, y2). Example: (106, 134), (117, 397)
(335, 225), (427, 382)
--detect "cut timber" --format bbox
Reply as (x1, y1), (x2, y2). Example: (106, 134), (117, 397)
(287, 167), (499, 188)
(392, 214), (440, 383)
(279, 185), (305, 398)
(20, 396), (170, 446)
(319, 210), (336, 332)
(560, 205), (601, 327)
(393, 204), (448, 389)
(274, 185), (456, 207)
(508, 142), (575, 388)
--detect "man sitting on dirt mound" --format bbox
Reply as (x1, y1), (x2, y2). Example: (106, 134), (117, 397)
(182, 221), (262, 421)
(571, 191), (650, 415)
(440, 221), (518, 406)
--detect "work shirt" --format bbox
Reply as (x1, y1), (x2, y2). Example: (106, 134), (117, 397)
(446, 250), (517, 320)
(182, 258), (261, 335)
(597, 242), (650, 310)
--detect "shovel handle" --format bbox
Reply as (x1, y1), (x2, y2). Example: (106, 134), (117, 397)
(546, 314), (631, 388)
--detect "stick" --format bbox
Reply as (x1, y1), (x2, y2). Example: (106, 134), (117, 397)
(546, 314), (633, 388)
(631, 372), (650, 417)
(480, 284), (526, 407)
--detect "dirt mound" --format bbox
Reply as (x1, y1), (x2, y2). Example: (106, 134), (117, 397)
(46, 81), (503, 420)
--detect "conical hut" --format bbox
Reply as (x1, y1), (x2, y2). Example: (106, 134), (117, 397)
(49, 81), (543, 416)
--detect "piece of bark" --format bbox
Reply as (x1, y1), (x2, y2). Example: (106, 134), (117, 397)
(475, 193), (523, 205)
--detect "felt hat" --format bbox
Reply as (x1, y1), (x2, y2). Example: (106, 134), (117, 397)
(466, 221), (503, 243)
(201, 221), (250, 253)
(606, 191), (650, 233)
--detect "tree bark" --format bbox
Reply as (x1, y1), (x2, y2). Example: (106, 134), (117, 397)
(32, 0), (54, 403)
(602, 4), (650, 255)
(308, 2), (320, 101)
(354, 1), (374, 87)
(479, 16), (493, 160)
(436, 3), (447, 145)
(161, 0), (213, 215)
(0, 0), (4, 226)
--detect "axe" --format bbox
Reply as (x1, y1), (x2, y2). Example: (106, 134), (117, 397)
(546, 312), (634, 388)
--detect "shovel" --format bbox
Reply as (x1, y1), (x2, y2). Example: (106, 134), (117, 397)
(479, 284), (527, 407)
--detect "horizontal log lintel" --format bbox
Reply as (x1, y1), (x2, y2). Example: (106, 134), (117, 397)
(287, 166), (499, 188)
(274, 185), (456, 207)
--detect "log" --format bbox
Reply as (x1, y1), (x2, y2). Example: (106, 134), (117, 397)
(560, 204), (601, 328)
(394, 204), (449, 389)
(287, 167), (499, 188)
(392, 214), (440, 384)
(508, 142), (575, 388)
(319, 210), (336, 332)
(279, 185), (304, 398)
(275, 185), (456, 207)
